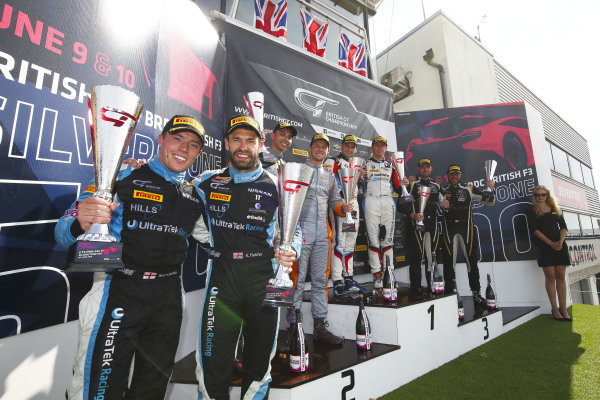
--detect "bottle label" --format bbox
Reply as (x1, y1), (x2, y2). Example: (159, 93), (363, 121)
(290, 353), (309, 372)
(356, 334), (372, 349)
(458, 307), (465, 319)
(487, 299), (497, 309)
(383, 287), (397, 300)
(433, 281), (445, 293)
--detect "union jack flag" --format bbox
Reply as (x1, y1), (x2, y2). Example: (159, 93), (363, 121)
(254, 0), (288, 39)
(300, 9), (329, 57)
(339, 33), (367, 77)
(233, 252), (244, 260)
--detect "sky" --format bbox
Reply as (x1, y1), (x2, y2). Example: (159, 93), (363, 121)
(372, 0), (600, 186)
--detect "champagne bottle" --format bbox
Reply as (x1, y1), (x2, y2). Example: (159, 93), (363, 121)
(454, 279), (464, 320)
(485, 274), (497, 309)
(289, 309), (309, 372)
(431, 253), (445, 293)
(356, 294), (372, 350)
(382, 256), (397, 302)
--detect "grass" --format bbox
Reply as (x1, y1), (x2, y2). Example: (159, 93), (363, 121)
(380, 304), (599, 400)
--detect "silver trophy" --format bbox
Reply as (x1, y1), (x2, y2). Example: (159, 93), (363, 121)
(244, 91), (264, 132)
(263, 163), (315, 307)
(484, 160), (497, 193)
(392, 151), (415, 204)
(415, 185), (432, 232)
(337, 157), (365, 232)
(68, 85), (143, 272)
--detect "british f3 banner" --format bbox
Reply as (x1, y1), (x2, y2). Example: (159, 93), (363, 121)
(254, 0), (288, 39)
(339, 33), (367, 77)
(300, 8), (329, 57)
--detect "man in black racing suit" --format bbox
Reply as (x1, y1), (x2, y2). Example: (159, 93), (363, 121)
(403, 158), (446, 295)
(194, 115), (301, 400)
(441, 164), (495, 308)
(55, 115), (207, 400)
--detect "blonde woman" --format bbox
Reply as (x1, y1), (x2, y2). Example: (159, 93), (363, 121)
(530, 185), (571, 321)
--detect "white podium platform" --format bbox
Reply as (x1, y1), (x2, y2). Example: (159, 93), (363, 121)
(167, 281), (539, 400)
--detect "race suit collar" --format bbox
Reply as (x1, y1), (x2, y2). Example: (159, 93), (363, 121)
(267, 146), (283, 159)
(370, 156), (385, 162)
(338, 153), (349, 161)
(148, 157), (187, 184)
(229, 163), (263, 183)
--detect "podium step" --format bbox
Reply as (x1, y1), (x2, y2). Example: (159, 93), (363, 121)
(168, 336), (399, 399)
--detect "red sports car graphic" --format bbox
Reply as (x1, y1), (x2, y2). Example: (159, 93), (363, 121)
(405, 115), (533, 170)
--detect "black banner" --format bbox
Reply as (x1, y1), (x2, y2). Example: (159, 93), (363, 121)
(395, 102), (539, 264)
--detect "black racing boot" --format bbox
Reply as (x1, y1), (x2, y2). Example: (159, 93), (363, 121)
(313, 322), (344, 345)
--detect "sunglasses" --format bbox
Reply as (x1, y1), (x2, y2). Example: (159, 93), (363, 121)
(534, 193), (548, 198)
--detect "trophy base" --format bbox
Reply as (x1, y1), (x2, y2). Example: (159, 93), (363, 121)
(342, 222), (356, 232)
(416, 224), (426, 232)
(65, 241), (124, 273)
(262, 285), (295, 308)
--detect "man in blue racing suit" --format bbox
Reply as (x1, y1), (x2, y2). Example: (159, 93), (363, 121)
(55, 115), (207, 400)
(194, 115), (300, 400)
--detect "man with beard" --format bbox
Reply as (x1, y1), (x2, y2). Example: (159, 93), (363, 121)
(323, 134), (369, 298)
(288, 134), (351, 344)
(404, 158), (447, 296)
(194, 114), (301, 400)
(259, 122), (297, 172)
(55, 115), (207, 400)
(363, 136), (401, 288)
(441, 165), (495, 309)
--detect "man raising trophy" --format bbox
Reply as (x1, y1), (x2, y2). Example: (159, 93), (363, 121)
(56, 85), (208, 399)
(324, 134), (369, 298)
(194, 115), (301, 400)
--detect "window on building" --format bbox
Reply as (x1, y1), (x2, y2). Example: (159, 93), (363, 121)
(562, 211), (581, 236)
(546, 141), (554, 170)
(580, 214), (595, 236)
(568, 155), (584, 183)
(551, 144), (570, 177)
(582, 165), (595, 188)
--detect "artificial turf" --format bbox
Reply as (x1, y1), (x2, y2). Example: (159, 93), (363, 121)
(380, 304), (599, 400)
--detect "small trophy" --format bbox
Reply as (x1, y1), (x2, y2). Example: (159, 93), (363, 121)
(392, 151), (415, 204)
(484, 160), (497, 193)
(67, 85), (143, 272)
(263, 163), (315, 307)
(244, 91), (264, 132)
(415, 185), (431, 232)
(337, 157), (365, 232)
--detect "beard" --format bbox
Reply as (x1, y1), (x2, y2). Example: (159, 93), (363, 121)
(230, 150), (259, 171)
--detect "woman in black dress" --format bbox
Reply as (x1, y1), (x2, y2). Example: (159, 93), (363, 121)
(530, 185), (571, 321)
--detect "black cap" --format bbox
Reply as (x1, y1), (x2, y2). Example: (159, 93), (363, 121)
(273, 122), (297, 137)
(310, 134), (330, 146)
(342, 134), (358, 144)
(447, 165), (461, 174)
(163, 115), (205, 145)
(372, 136), (387, 145)
(226, 114), (262, 139)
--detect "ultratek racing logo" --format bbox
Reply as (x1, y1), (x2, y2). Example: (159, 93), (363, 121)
(126, 220), (189, 236)
(94, 307), (124, 398)
(204, 287), (218, 357)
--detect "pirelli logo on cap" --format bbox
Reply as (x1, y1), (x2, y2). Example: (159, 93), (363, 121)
(210, 192), (231, 202)
(134, 190), (163, 202)
(173, 117), (204, 134)
(84, 185), (96, 193)
(292, 148), (309, 157)
(231, 116), (259, 130)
